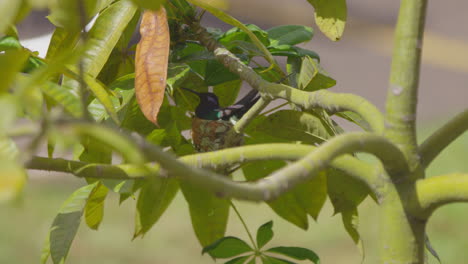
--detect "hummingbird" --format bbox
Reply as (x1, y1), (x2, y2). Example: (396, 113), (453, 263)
(181, 87), (260, 121)
(181, 87), (260, 152)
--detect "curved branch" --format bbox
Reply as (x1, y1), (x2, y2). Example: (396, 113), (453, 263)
(419, 108), (468, 168)
(29, 123), (401, 201)
(27, 142), (376, 184)
(412, 173), (468, 218)
(191, 23), (384, 134)
(256, 132), (408, 200)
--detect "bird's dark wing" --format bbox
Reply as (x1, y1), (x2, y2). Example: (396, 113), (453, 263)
(233, 89), (259, 107)
(219, 94), (260, 120)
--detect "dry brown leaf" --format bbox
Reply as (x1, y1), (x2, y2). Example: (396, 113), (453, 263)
(135, 8), (170, 125)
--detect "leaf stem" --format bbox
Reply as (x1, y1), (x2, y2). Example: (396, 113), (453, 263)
(412, 173), (468, 218)
(419, 108), (468, 168)
(229, 201), (258, 251)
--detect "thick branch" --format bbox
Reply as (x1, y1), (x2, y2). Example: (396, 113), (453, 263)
(28, 141), (382, 201)
(412, 173), (468, 218)
(191, 23), (384, 134)
(419, 108), (468, 168)
(385, 0), (428, 169)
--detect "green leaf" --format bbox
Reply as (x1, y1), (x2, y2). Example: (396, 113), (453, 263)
(256, 221), (274, 249)
(89, 73), (136, 121)
(294, 171), (327, 220)
(298, 56), (335, 91)
(134, 177), (179, 237)
(0, 35), (22, 51)
(23, 55), (47, 73)
(225, 255), (252, 264)
(40, 234), (51, 264)
(79, 131), (113, 164)
(16, 72), (81, 117)
(0, 49), (29, 93)
(213, 80), (242, 107)
(121, 98), (157, 135)
(307, 0), (347, 41)
(131, 0), (165, 10)
(166, 63), (191, 94)
(47, 0), (114, 32)
(267, 25), (314, 48)
(146, 129), (167, 146)
(39, 80), (82, 118)
(268, 46), (320, 62)
(62, 0), (137, 95)
(14, 41), (83, 119)
(251, 110), (332, 144)
(84, 74), (120, 124)
(286, 56), (301, 89)
(267, 246), (320, 264)
(46, 27), (80, 61)
(166, 0), (196, 18)
(219, 24), (270, 50)
(97, 10), (140, 85)
(0, 95), (19, 133)
(243, 161), (308, 230)
(180, 180), (230, 247)
(205, 59), (240, 86)
(0, 0), (21, 34)
(342, 208), (364, 259)
(172, 71), (207, 111)
(186, 0), (279, 71)
(202, 236), (252, 258)
(327, 168), (369, 214)
(335, 111), (372, 132)
(262, 256), (296, 264)
(46, 183), (97, 264)
(84, 182), (109, 230)
(0, 157), (26, 202)
(72, 123), (146, 164)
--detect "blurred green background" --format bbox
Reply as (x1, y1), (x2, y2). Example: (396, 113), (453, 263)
(1, 122), (467, 264)
(4, 0), (468, 263)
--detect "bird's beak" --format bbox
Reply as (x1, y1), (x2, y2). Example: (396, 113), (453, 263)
(181, 87), (200, 96)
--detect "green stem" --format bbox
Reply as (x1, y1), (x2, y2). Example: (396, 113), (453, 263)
(229, 201), (258, 251)
(385, 0), (428, 170)
(411, 173), (468, 218)
(419, 108), (468, 168)
(381, 0), (429, 263)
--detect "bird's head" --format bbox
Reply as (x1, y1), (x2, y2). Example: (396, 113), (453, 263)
(181, 88), (220, 120)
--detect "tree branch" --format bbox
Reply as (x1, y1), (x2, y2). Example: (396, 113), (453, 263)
(27, 143), (375, 184)
(385, 0), (428, 169)
(233, 97), (270, 133)
(411, 173), (468, 218)
(419, 108), (468, 168)
(28, 131), (402, 201)
(190, 22), (384, 134)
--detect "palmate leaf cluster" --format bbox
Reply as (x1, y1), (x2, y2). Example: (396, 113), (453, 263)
(0, 0), (365, 263)
(202, 221), (320, 264)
